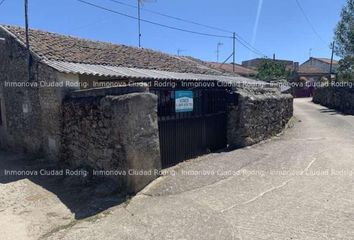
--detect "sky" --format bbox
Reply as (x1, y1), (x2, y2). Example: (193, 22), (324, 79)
(0, 0), (347, 64)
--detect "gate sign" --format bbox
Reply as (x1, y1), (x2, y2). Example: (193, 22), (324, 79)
(175, 91), (193, 113)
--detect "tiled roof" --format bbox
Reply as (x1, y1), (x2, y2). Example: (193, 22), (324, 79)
(298, 65), (327, 74)
(206, 62), (258, 76)
(312, 57), (339, 65)
(0, 25), (223, 75)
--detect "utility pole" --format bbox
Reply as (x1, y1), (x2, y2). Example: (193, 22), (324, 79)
(329, 41), (335, 74)
(232, 32), (236, 72)
(24, 0), (31, 81)
(216, 42), (223, 63)
(329, 41), (336, 81)
(137, 0), (141, 47)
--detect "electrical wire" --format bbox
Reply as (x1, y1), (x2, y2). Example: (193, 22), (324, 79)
(108, 0), (233, 34)
(0, 0), (6, 7)
(78, 0), (268, 57)
(77, 0), (232, 39)
(235, 34), (268, 57)
(109, 0), (267, 56)
(294, 0), (326, 43)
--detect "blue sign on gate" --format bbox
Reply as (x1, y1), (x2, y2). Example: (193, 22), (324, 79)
(175, 91), (193, 113)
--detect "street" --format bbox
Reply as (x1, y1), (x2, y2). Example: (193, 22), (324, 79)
(1, 98), (354, 240)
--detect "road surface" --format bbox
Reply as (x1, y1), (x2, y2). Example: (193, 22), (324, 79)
(1, 98), (354, 239)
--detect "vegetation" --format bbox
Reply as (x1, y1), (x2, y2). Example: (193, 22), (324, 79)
(337, 56), (354, 82)
(256, 60), (291, 81)
(334, 0), (354, 81)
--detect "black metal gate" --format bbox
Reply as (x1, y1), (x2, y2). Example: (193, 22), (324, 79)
(150, 83), (231, 168)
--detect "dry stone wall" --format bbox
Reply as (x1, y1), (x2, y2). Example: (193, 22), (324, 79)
(227, 87), (293, 148)
(61, 88), (161, 194)
(313, 87), (354, 115)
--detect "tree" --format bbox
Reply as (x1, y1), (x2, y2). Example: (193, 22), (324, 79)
(338, 56), (354, 81)
(256, 60), (291, 81)
(334, 0), (354, 81)
(334, 0), (354, 58)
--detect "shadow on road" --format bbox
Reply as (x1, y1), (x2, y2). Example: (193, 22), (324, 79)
(318, 108), (348, 116)
(0, 151), (126, 219)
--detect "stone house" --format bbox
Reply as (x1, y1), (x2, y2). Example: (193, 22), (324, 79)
(0, 25), (293, 193)
(0, 24), (224, 160)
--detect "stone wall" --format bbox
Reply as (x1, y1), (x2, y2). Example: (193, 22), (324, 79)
(313, 87), (354, 114)
(61, 87), (161, 193)
(0, 27), (45, 156)
(227, 87), (293, 148)
(0, 27), (78, 160)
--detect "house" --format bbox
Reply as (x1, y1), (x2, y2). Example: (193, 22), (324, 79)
(173, 56), (257, 77)
(242, 58), (299, 72)
(1, 24), (257, 191)
(290, 58), (339, 98)
(204, 62), (257, 77)
(0, 24), (266, 163)
(297, 57), (339, 83)
(300, 57), (339, 75)
(0, 24), (293, 192)
(0, 24), (229, 159)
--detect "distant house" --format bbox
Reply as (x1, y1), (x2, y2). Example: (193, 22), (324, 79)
(292, 58), (339, 98)
(299, 57), (339, 77)
(242, 58), (299, 72)
(204, 62), (257, 77)
(297, 57), (339, 88)
(297, 66), (330, 81)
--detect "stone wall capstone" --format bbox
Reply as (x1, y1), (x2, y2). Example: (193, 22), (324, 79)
(227, 87), (293, 148)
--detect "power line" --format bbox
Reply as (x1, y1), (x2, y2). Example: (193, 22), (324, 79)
(109, 0), (267, 56)
(294, 0), (326, 43)
(235, 34), (268, 57)
(77, 0), (232, 39)
(0, 0), (6, 7)
(109, 0), (233, 34)
(78, 0), (268, 57)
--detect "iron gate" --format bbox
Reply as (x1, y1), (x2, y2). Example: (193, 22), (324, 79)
(150, 83), (232, 168)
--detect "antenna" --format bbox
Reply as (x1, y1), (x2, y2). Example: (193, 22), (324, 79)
(216, 42), (223, 63)
(177, 49), (187, 56)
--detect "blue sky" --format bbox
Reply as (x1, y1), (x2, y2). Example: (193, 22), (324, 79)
(0, 0), (346, 64)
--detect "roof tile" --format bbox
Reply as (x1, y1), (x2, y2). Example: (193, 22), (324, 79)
(1, 25), (223, 75)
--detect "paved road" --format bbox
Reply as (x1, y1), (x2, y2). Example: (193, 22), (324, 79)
(1, 99), (354, 239)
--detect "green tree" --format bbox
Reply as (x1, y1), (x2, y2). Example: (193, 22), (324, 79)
(334, 0), (354, 81)
(338, 56), (354, 81)
(334, 0), (354, 57)
(256, 60), (291, 81)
